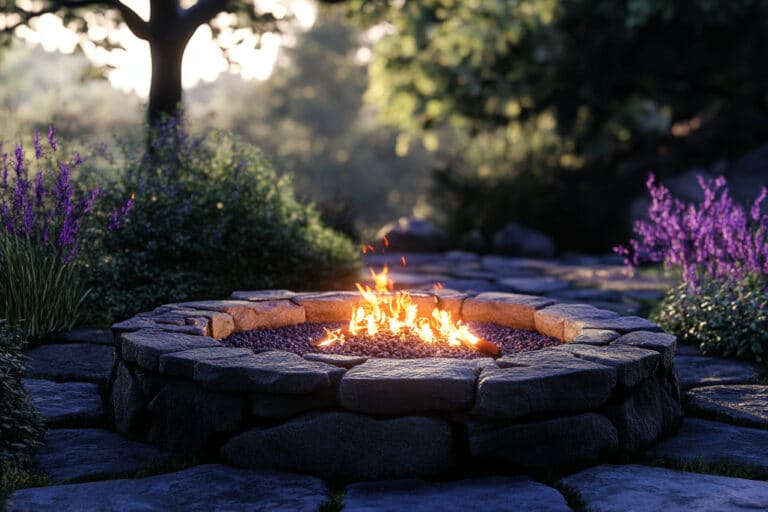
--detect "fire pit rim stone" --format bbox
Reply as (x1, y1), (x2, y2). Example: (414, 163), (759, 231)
(108, 288), (683, 479)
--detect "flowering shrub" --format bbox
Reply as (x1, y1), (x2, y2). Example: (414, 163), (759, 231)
(0, 128), (130, 337)
(83, 120), (360, 324)
(617, 173), (768, 365)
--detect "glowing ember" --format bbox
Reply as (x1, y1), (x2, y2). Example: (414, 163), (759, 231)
(317, 265), (500, 356)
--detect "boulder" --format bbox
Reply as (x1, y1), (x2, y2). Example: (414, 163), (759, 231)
(375, 217), (449, 252)
(491, 223), (556, 258)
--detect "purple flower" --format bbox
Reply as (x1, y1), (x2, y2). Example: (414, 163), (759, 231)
(14, 144), (23, 178)
(33, 129), (43, 160)
(48, 126), (57, 151)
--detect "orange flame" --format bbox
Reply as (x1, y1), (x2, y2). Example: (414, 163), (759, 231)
(401, 256), (407, 267)
(317, 265), (491, 353)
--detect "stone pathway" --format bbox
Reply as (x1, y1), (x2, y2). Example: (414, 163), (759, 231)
(6, 252), (767, 511)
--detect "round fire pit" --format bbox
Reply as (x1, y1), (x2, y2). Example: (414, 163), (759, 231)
(108, 289), (682, 480)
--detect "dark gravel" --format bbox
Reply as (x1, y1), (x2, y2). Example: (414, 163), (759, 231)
(223, 322), (560, 359)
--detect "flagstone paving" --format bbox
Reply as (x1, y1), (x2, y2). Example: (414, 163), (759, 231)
(7, 253), (767, 511)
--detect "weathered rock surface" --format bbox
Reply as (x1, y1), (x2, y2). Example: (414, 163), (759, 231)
(646, 418), (768, 472)
(468, 413), (618, 467)
(491, 223), (556, 258)
(23, 379), (103, 426)
(535, 304), (618, 340)
(158, 346), (253, 378)
(602, 375), (683, 450)
(376, 217), (449, 252)
(147, 381), (243, 452)
(231, 290), (297, 301)
(177, 299), (305, 331)
(221, 412), (455, 479)
(570, 329), (620, 345)
(193, 350), (344, 393)
(110, 362), (148, 434)
(33, 428), (174, 483)
(550, 343), (660, 387)
(559, 464), (768, 512)
(302, 352), (368, 368)
(343, 477), (571, 512)
(675, 355), (759, 389)
(340, 358), (482, 414)
(250, 388), (339, 418)
(566, 316), (662, 341)
(25, 343), (115, 384)
(475, 351), (616, 417)
(119, 330), (220, 372)
(614, 331), (677, 368)
(292, 291), (362, 322)
(462, 292), (554, 330)
(6, 464), (328, 512)
(686, 385), (768, 429)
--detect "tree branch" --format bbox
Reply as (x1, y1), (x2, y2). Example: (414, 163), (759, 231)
(182, 0), (234, 33)
(1, 0), (151, 41)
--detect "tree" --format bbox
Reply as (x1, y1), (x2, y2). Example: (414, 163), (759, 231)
(1, 0), (281, 124)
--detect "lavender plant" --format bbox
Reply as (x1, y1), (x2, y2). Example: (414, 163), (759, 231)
(0, 128), (130, 338)
(617, 174), (768, 364)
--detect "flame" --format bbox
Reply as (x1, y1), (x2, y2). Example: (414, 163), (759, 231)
(317, 265), (493, 353)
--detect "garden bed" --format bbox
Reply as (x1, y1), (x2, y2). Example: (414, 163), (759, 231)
(108, 289), (683, 480)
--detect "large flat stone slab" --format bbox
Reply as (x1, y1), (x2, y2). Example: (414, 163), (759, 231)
(686, 385), (768, 429)
(550, 343), (660, 387)
(23, 379), (103, 426)
(613, 331), (676, 368)
(475, 350), (616, 418)
(292, 291), (362, 322)
(343, 477), (571, 512)
(34, 428), (174, 483)
(559, 464), (768, 512)
(339, 358), (482, 414)
(498, 276), (570, 295)
(158, 346), (254, 378)
(193, 350), (345, 393)
(119, 330), (220, 372)
(534, 304), (619, 340)
(221, 411), (455, 480)
(6, 464), (328, 512)
(566, 316), (662, 341)
(25, 343), (115, 384)
(646, 418), (768, 472)
(468, 413), (618, 468)
(174, 299), (305, 331)
(675, 354), (759, 389)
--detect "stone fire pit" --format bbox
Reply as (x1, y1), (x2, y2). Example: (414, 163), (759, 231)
(108, 290), (683, 480)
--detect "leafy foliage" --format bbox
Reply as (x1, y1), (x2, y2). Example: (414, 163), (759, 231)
(352, 0), (768, 250)
(621, 175), (768, 366)
(653, 275), (768, 366)
(0, 322), (46, 465)
(83, 120), (360, 324)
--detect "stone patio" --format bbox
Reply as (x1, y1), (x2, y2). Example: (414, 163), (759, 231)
(6, 252), (766, 511)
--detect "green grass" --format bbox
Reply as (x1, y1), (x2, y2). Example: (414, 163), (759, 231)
(0, 459), (49, 511)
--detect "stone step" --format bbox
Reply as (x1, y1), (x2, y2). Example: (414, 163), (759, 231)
(646, 418), (768, 473)
(23, 379), (104, 427)
(675, 355), (760, 389)
(558, 464), (768, 511)
(34, 429), (175, 483)
(25, 343), (115, 384)
(59, 328), (114, 345)
(685, 385), (768, 430)
(5, 464), (328, 512)
(343, 477), (571, 512)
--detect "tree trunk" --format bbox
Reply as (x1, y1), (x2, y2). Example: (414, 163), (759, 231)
(147, 37), (186, 126)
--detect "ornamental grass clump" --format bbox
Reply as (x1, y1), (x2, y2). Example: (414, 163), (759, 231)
(616, 174), (768, 365)
(0, 128), (131, 338)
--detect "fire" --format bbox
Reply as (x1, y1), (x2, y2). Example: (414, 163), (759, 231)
(316, 265), (499, 356)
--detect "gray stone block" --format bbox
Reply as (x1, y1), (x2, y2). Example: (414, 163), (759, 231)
(193, 350), (345, 393)
(23, 379), (103, 426)
(475, 350), (616, 418)
(340, 358), (481, 414)
(6, 464), (328, 512)
(686, 385), (768, 429)
(158, 347), (253, 378)
(675, 355), (759, 389)
(462, 292), (555, 330)
(468, 413), (618, 467)
(120, 329), (220, 372)
(343, 477), (571, 512)
(550, 343), (660, 387)
(559, 464), (768, 512)
(221, 412), (455, 479)
(33, 428), (173, 483)
(614, 330), (677, 368)
(25, 343), (115, 384)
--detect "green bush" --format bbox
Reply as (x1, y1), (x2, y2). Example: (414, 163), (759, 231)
(0, 322), (45, 465)
(83, 122), (360, 324)
(653, 275), (768, 366)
